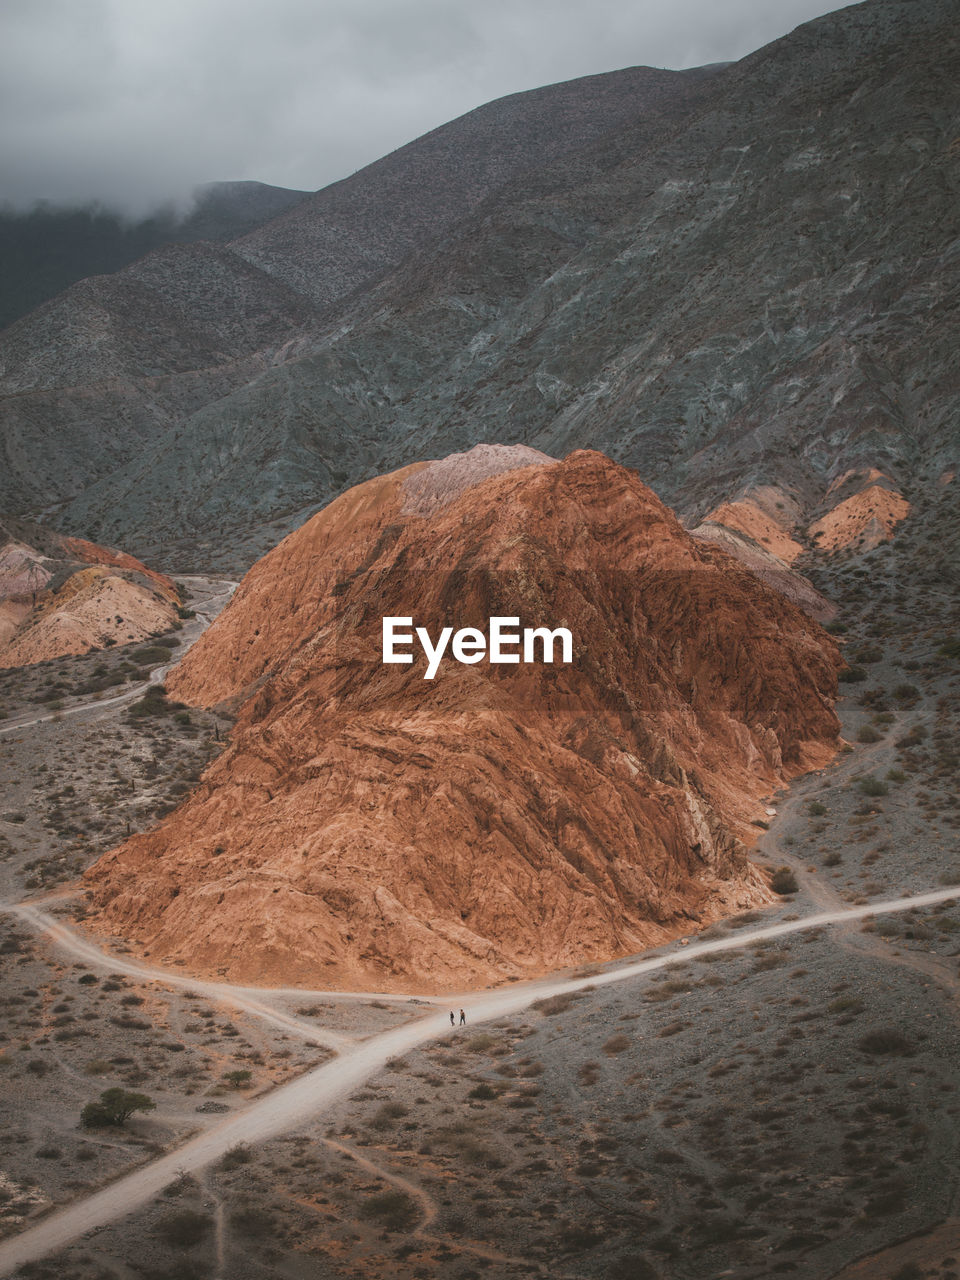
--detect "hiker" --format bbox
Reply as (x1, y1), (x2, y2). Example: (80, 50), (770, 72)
(459, 1008), (466, 1026)
(450, 1010), (455, 1026)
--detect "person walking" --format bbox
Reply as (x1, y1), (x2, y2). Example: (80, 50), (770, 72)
(450, 1010), (455, 1027)
(459, 1008), (466, 1026)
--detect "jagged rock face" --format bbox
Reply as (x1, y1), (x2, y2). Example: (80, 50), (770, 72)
(84, 450), (840, 991)
(0, 516), (177, 668)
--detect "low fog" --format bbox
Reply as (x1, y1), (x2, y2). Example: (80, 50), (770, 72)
(1, 0), (853, 216)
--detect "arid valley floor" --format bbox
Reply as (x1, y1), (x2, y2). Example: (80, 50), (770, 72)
(1, 517), (959, 1280)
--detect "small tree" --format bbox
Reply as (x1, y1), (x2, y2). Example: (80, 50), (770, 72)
(223, 1069), (252, 1090)
(81, 1087), (155, 1128)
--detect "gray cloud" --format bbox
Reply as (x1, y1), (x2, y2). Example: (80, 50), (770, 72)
(0, 0), (853, 214)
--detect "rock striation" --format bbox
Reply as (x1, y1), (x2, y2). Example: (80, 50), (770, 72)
(84, 449), (840, 991)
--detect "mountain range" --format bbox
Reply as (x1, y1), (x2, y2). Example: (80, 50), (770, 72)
(3, 0), (956, 583)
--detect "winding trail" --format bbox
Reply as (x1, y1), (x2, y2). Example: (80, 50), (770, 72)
(1, 884), (959, 1276)
(6, 902), (354, 1054)
(0, 577), (236, 738)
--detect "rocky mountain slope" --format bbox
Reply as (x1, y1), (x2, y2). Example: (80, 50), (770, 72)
(0, 0), (954, 582)
(83, 448), (840, 989)
(0, 515), (178, 668)
(0, 63), (718, 524)
(0, 181), (310, 332)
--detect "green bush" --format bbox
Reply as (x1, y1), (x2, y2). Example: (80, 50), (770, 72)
(857, 725), (882, 743)
(859, 777), (889, 797)
(839, 665), (867, 683)
(217, 1143), (253, 1171)
(359, 1190), (418, 1232)
(131, 647), (172, 665)
(155, 1209), (212, 1248)
(80, 1087), (155, 1127)
(770, 867), (799, 895)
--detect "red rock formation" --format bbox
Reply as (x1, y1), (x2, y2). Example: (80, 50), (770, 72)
(60, 537), (176, 597)
(0, 521), (178, 668)
(84, 448), (840, 991)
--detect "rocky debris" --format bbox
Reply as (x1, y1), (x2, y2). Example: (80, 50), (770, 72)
(84, 449), (840, 991)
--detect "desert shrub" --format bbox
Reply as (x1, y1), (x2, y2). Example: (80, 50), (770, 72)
(464, 1034), (497, 1053)
(808, 801), (827, 816)
(857, 725), (882, 743)
(359, 1190), (418, 1232)
(559, 1224), (603, 1251)
(468, 1083), (499, 1100)
(937, 639), (960, 660)
(155, 1209), (212, 1248)
(229, 1205), (277, 1238)
(852, 646), (882, 664)
(886, 769), (907, 782)
(131, 647), (171, 665)
(371, 1101), (409, 1130)
(839, 665), (867, 683)
(858, 1028), (915, 1056)
(128, 686), (168, 718)
(217, 1144), (253, 1171)
(460, 1140), (505, 1168)
(770, 867), (799, 895)
(531, 993), (581, 1016)
(222, 1069), (252, 1089)
(602, 1034), (630, 1055)
(828, 996), (864, 1015)
(859, 777), (889, 797)
(823, 852), (842, 866)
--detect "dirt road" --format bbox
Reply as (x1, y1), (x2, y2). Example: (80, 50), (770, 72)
(0, 576), (236, 738)
(1, 884), (958, 1276)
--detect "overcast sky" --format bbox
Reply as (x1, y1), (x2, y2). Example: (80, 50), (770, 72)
(0, 0), (854, 215)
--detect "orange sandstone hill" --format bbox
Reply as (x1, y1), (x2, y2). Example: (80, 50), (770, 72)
(0, 515), (178, 669)
(83, 447), (841, 990)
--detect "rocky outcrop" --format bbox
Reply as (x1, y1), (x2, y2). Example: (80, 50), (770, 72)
(0, 516), (178, 668)
(84, 449), (840, 991)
